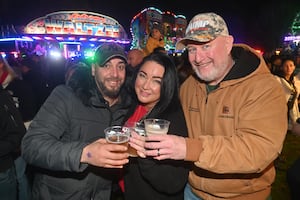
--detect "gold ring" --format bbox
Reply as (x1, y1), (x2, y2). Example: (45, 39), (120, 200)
(157, 149), (160, 156)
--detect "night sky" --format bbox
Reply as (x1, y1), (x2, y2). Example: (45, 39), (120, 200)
(0, 0), (299, 52)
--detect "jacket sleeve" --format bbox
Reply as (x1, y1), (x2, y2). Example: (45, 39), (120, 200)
(21, 85), (88, 172)
(0, 89), (26, 157)
(137, 106), (190, 194)
(188, 75), (288, 174)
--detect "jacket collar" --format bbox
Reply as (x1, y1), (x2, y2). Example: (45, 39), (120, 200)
(90, 86), (132, 110)
(223, 45), (260, 81)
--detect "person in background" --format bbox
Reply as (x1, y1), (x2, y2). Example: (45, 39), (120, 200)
(0, 55), (38, 127)
(127, 49), (144, 69)
(123, 52), (190, 200)
(176, 50), (194, 85)
(274, 57), (300, 131)
(269, 54), (282, 75)
(64, 58), (88, 85)
(153, 46), (167, 54)
(126, 48), (144, 80)
(21, 43), (132, 200)
(0, 85), (26, 200)
(143, 22), (165, 56)
(19, 55), (50, 110)
(0, 54), (36, 200)
(283, 57), (300, 200)
(287, 116), (300, 200)
(132, 12), (287, 200)
(295, 54), (300, 70)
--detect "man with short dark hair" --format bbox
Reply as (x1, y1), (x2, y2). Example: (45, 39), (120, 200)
(21, 43), (132, 200)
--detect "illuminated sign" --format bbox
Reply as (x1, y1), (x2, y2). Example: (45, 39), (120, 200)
(24, 11), (128, 39)
(284, 35), (300, 41)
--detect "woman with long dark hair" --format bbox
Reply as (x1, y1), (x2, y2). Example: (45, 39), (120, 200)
(122, 52), (190, 200)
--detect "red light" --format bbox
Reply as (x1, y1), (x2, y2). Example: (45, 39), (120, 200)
(254, 49), (263, 55)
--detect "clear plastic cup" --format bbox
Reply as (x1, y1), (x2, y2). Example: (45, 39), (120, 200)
(143, 118), (170, 136)
(104, 126), (130, 149)
(124, 122), (146, 157)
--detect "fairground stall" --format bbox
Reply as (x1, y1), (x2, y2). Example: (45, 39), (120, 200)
(0, 11), (131, 99)
(130, 7), (187, 54)
(0, 11), (130, 60)
(0, 37), (34, 59)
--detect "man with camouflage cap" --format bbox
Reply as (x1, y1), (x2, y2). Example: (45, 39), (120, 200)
(21, 43), (132, 200)
(138, 12), (287, 199)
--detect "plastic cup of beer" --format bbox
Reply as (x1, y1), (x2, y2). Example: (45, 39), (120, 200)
(124, 121), (146, 157)
(104, 126), (130, 150)
(143, 118), (170, 136)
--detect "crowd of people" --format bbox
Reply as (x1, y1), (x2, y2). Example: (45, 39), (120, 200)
(267, 54), (300, 200)
(0, 11), (300, 200)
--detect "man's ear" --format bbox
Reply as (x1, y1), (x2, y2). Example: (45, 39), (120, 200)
(225, 35), (234, 53)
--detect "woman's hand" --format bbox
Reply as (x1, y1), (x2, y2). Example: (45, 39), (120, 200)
(129, 131), (146, 158)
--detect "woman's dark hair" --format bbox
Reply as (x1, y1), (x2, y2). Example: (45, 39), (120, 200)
(132, 52), (180, 117)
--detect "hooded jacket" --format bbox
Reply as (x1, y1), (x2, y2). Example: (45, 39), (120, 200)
(21, 66), (132, 200)
(180, 44), (287, 200)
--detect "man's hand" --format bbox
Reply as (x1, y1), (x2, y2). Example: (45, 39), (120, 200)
(81, 138), (129, 168)
(144, 134), (186, 160)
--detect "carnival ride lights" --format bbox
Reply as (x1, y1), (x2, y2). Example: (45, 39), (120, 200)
(130, 7), (187, 53)
(284, 35), (300, 43)
(18, 11), (131, 59)
(23, 11), (130, 45)
(291, 12), (300, 36)
(0, 52), (19, 59)
(0, 38), (33, 42)
(0, 37), (34, 58)
(284, 12), (300, 45)
(21, 34), (131, 44)
(49, 49), (62, 59)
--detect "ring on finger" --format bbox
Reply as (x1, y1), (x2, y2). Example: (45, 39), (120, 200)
(157, 148), (160, 156)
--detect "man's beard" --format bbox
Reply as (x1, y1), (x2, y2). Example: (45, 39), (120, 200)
(97, 79), (122, 99)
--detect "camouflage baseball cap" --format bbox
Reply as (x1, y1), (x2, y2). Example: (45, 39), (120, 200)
(94, 43), (127, 66)
(176, 12), (229, 50)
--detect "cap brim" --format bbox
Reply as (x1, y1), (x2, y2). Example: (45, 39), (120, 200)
(176, 39), (189, 50)
(176, 35), (215, 50)
(99, 54), (127, 66)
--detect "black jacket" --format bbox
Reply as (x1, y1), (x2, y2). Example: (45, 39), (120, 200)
(123, 100), (191, 200)
(0, 86), (26, 172)
(5, 78), (38, 122)
(21, 66), (132, 200)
